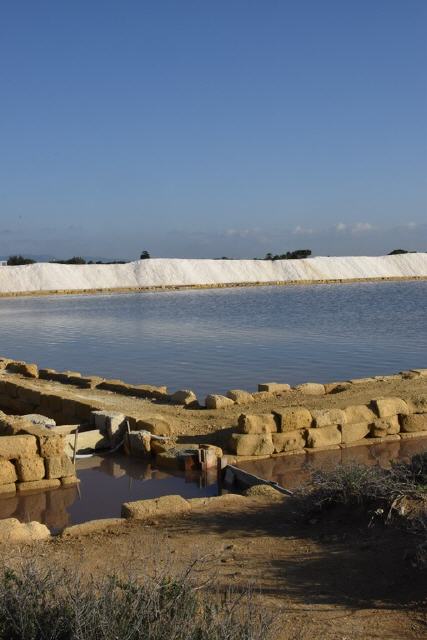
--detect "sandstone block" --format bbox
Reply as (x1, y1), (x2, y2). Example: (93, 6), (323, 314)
(251, 391), (275, 401)
(0, 483), (16, 496)
(66, 429), (109, 455)
(0, 518), (50, 544)
(294, 382), (326, 395)
(126, 431), (152, 457)
(340, 422), (369, 444)
(324, 382), (351, 394)
(38, 434), (66, 457)
(407, 394), (427, 414)
(121, 495), (191, 520)
(344, 404), (376, 424)
(229, 433), (274, 456)
(311, 408), (347, 428)
(371, 397), (410, 418)
(0, 435), (37, 460)
(369, 416), (400, 437)
(226, 389), (255, 405)
(272, 430), (306, 453)
(257, 382), (291, 393)
(136, 416), (174, 436)
(16, 456), (45, 482)
(45, 455), (75, 479)
(306, 425), (341, 448)
(6, 361), (38, 378)
(204, 394), (235, 410)
(91, 411), (126, 438)
(400, 413), (427, 433)
(61, 475), (80, 486)
(237, 413), (277, 434)
(273, 407), (312, 431)
(348, 377), (376, 385)
(0, 457), (17, 484)
(170, 389), (197, 406)
(61, 518), (124, 537)
(17, 479), (61, 493)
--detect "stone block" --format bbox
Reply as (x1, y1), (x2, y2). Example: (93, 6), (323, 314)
(251, 391), (275, 401)
(0, 435), (37, 460)
(16, 456), (45, 482)
(226, 389), (255, 405)
(0, 457), (17, 484)
(294, 382), (326, 395)
(257, 382), (291, 393)
(272, 430), (306, 453)
(61, 518), (124, 537)
(16, 479), (61, 493)
(369, 416), (400, 437)
(135, 416), (174, 436)
(121, 495), (191, 520)
(237, 413), (277, 434)
(5, 361), (38, 378)
(45, 455), (75, 479)
(324, 381), (352, 394)
(229, 434), (274, 456)
(348, 377), (376, 385)
(170, 389), (198, 406)
(23, 414), (56, 428)
(340, 422), (369, 444)
(126, 431), (151, 457)
(311, 408), (347, 427)
(371, 397), (410, 418)
(38, 434), (66, 457)
(400, 413), (427, 433)
(204, 394), (235, 409)
(61, 475), (80, 486)
(273, 407), (312, 431)
(344, 404), (376, 424)
(0, 483), (16, 496)
(0, 518), (50, 544)
(407, 394), (427, 414)
(66, 429), (109, 455)
(306, 425), (341, 448)
(91, 410), (126, 438)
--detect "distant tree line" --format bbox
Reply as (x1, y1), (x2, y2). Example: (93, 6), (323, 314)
(264, 249), (312, 261)
(7, 255), (36, 266)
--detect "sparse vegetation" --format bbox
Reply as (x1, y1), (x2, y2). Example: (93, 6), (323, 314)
(264, 250), (312, 260)
(140, 250), (151, 259)
(7, 256), (36, 266)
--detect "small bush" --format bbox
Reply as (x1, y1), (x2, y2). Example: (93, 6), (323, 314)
(0, 563), (271, 640)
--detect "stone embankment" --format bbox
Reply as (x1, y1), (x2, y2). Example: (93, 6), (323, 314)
(0, 254), (427, 296)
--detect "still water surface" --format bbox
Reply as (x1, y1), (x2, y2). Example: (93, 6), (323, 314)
(0, 281), (425, 397)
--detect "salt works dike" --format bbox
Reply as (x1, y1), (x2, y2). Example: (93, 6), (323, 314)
(0, 252), (427, 295)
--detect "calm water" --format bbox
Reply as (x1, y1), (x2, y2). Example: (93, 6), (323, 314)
(0, 281), (426, 397)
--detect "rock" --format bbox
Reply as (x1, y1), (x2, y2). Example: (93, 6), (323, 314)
(251, 391), (276, 401)
(121, 495), (191, 520)
(306, 425), (341, 448)
(136, 416), (174, 436)
(126, 431), (152, 456)
(0, 518), (50, 544)
(226, 390), (255, 405)
(229, 434), (274, 456)
(371, 397), (410, 418)
(410, 368), (427, 377)
(204, 394), (235, 410)
(61, 518), (124, 537)
(155, 447), (198, 470)
(5, 361), (39, 378)
(340, 422), (369, 444)
(370, 416), (400, 437)
(257, 382), (291, 393)
(272, 430), (306, 453)
(407, 394), (427, 414)
(244, 484), (284, 498)
(66, 429), (109, 456)
(0, 483), (16, 495)
(0, 435), (37, 460)
(61, 475), (80, 486)
(344, 405), (376, 424)
(170, 389), (197, 406)
(237, 413), (277, 434)
(91, 411), (126, 438)
(0, 457), (17, 484)
(400, 414), (427, 433)
(348, 377), (376, 385)
(15, 456), (45, 482)
(17, 479), (61, 493)
(273, 407), (312, 431)
(23, 414), (56, 428)
(311, 409), (347, 428)
(294, 382), (326, 395)
(45, 455), (75, 479)
(324, 382), (352, 394)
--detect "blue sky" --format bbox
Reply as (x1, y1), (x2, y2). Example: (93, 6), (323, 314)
(1, 1), (426, 259)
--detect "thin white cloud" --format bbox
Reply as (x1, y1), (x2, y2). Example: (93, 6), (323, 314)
(335, 222), (347, 232)
(351, 222), (375, 234)
(292, 225), (314, 235)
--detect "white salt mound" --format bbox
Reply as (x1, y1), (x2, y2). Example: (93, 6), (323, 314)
(0, 254), (426, 295)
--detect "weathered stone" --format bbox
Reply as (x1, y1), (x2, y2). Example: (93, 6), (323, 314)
(6, 361), (38, 378)
(407, 394), (427, 414)
(61, 475), (80, 487)
(45, 455), (75, 480)
(244, 484), (284, 499)
(400, 413), (427, 433)
(251, 391), (275, 401)
(344, 404), (376, 424)
(0, 483), (16, 495)
(294, 382), (326, 395)
(136, 416), (174, 436)
(15, 456), (45, 482)
(410, 368), (427, 377)
(0, 435), (37, 460)
(340, 422), (369, 444)
(16, 479), (61, 493)
(273, 407), (312, 432)
(324, 382), (352, 394)
(371, 397), (410, 418)
(369, 416), (400, 437)
(0, 518), (50, 544)
(126, 431), (152, 457)
(237, 413), (277, 434)
(98, 379), (168, 400)
(306, 425), (341, 448)
(22, 414), (56, 428)
(226, 389), (255, 405)
(62, 518), (124, 537)
(204, 394), (235, 410)
(170, 389), (197, 406)
(257, 382), (291, 393)
(38, 433), (66, 457)
(91, 411), (126, 438)
(272, 430), (306, 453)
(311, 409), (347, 428)
(0, 457), (17, 484)
(348, 377), (376, 385)
(229, 434), (274, 456)
(121, 495), (191, 520)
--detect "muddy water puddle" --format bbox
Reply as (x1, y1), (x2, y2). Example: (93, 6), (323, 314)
(0, 455), (219, 532)
(236, 438), (427, 491)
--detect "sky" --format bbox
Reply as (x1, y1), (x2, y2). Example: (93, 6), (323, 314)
(0, 0), (426, 260)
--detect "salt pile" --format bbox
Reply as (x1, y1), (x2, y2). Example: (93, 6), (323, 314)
(0, 254), (426, 295)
